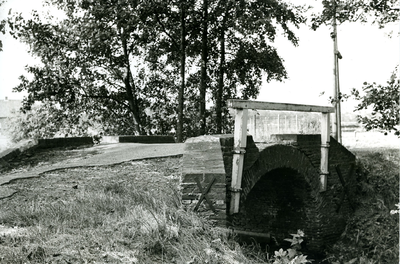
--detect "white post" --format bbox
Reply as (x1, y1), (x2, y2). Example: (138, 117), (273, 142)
(230, 108), (248, 214)
(253, 114), (257, 140)
(284, 115), (287, 132)
(277, 114), (280, 134)
(320, 112), (330, 191)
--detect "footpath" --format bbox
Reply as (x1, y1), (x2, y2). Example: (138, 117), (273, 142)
(0, 142), (185, 199)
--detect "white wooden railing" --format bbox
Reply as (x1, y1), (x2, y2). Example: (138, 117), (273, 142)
(227, 99), (334, 215)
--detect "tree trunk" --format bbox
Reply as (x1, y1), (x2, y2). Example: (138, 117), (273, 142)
(199, 0), (208, 135)
(216, 13), (226, 134)
(121, 27), (142, 135)
(177, 2), (185, 142)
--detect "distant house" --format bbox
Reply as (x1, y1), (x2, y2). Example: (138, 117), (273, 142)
(0, 97), (22, 133)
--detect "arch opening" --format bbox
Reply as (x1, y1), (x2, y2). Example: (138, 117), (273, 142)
(232, 167), (315, 247)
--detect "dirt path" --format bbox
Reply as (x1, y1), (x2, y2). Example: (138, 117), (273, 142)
(0, 143), (185, 199)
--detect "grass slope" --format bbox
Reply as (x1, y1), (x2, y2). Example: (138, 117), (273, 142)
(0, 157), (262, 263)
(326, 148), (399, 263)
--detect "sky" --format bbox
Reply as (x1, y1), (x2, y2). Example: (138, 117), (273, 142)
(259, 20), (399, 112)
(0, 0), (399, 114)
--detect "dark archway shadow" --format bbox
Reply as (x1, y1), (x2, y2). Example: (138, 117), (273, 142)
(232, 167), (317, 252)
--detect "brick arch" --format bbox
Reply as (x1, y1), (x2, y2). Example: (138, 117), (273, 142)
(235, 167), (317, 247)
(241, 144), (321, 204)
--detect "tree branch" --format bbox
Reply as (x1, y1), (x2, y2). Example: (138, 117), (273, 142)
(154, 13), (179, 49)
(80, 93), (131, 111)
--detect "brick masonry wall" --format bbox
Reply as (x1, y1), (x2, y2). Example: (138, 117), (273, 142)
(182, 134), (356, 253)
(230, 135), (356, 252)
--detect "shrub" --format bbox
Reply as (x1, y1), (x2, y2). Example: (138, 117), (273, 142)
(325, 150), (399, 263)
(5, 101), (99, 142)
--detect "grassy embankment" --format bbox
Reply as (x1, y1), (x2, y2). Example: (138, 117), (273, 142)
(324, 148), (399, 264)
(0, 157), (265, 263)
(0, 147), (398, 263)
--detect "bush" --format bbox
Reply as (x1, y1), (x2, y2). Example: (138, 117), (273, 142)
(325, 150), (399, 263)
(5, 101), (99, 142)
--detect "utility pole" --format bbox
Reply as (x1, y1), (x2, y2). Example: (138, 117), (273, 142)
(331, 0), (342, 143)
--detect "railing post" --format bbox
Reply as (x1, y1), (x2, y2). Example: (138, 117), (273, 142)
(230, 108), (248, 214)
(320, 112), (330, 191)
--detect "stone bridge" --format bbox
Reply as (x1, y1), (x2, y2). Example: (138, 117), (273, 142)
(181, 134), (356, 252)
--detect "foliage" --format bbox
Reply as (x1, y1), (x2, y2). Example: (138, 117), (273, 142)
(351, 67), (399, 136)
(0, 0), (6, 52)
(326, 149), (399, 263)
(5, 101), (99, 142)
(310, 0), (399, 139)
(311, 0), (399, 30)
(6, 0), (307, 139)
(9, 1), (159, 135)
(268, 230), (311, 264)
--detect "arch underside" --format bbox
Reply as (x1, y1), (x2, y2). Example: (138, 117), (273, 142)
(241, 144), (321, 202)
(233, 145), (324, 251)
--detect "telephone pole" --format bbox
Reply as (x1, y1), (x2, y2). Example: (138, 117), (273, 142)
(331, 0), (342, 143)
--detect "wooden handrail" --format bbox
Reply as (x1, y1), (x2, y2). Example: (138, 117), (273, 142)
(227, 99), (334, 113)
(227, 99), (331, 214)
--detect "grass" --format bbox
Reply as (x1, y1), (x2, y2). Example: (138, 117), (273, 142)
(0, 147), (398, 263)
(325, 148), (399, 264)
(0, 157), (261, 264)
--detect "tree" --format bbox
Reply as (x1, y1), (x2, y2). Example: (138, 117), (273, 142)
(135, 0), (199, 140)
(310, 0), (399, 141)
(352, 68), (399, 136)
(199, 0), (208, 135)
(7, 0), (307, 140)
(0, 0), (6, 52)
(203, 0), (307, 134)
(177, 0), (186, 142)
(311, 0), (399, 30)
(6, 101), (96, 142)
(115, 0), (307, 137)
(9, 0), (162, 135)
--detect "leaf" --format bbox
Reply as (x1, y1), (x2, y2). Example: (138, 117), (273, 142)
(287, 248), (297, 259)
(344, 258), (358, 264)
(274, 248), (287, 258)
(292, 255), (309, 264)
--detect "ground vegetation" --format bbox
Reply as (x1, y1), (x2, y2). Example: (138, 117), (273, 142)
(0, 147), (398, 263)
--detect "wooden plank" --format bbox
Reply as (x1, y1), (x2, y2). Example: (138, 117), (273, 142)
(194, 176), (216, 213)
(227, 99), (335, 113)
(233, 230), (270, 240)
(320, 112), (330, 192)
(335, 164), (356, 212)
(221, 228), (270, 240)
(230, 108), (248, 214)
